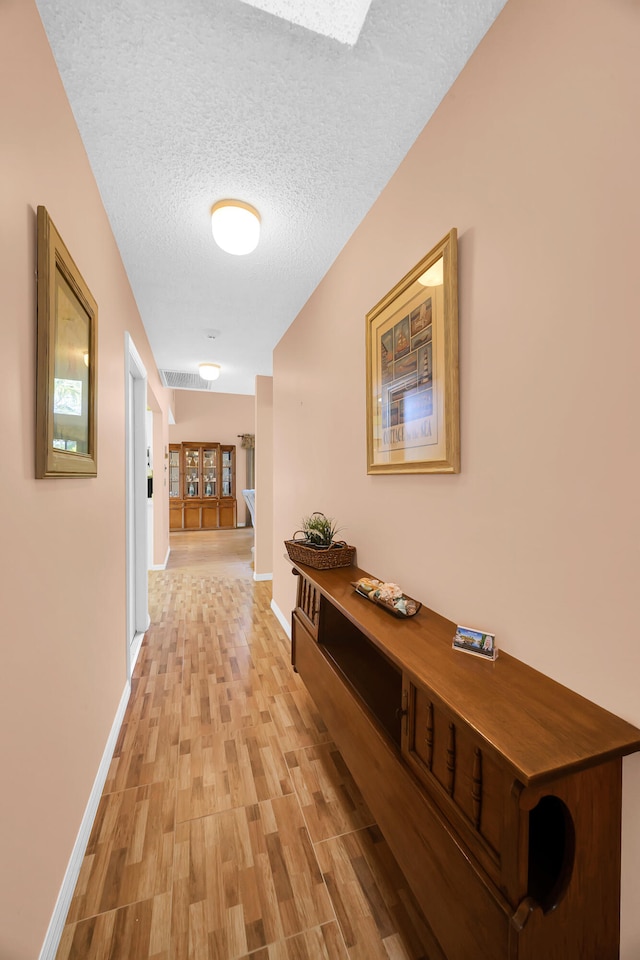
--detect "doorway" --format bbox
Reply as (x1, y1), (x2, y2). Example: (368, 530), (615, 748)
(125, 333), (150, 680)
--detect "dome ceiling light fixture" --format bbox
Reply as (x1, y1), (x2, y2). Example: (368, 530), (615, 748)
(199, 362), (221, 381)
(210, 200), (261, 255)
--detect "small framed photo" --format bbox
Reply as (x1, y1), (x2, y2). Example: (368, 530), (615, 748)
(452, 625), (497, 661)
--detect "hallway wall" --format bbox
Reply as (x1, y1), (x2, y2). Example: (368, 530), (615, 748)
(272, 0), (640, 954)
(254, 376), (274, 577)
(0, 2), (171, 957)
(148, 383), (171, 567)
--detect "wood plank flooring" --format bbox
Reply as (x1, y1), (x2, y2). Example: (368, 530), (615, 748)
(56, 529), (436, 960)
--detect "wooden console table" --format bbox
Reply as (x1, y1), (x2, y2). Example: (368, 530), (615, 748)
(290, 562), (640, 960)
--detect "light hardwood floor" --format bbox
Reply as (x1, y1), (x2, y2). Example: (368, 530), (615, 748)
(55, 529), (435, 960)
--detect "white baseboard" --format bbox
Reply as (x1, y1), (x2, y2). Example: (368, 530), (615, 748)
(270, 599), (291, 639)
(253, 572), (273, 582)
(130, 631), (145, 671)
(150, 544), (170, 571)
(38, 681), (131, 960)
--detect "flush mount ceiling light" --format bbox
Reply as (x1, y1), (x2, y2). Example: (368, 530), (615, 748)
(210, 200), (261, 255)
(418, 258), (444, 287)
(199, 362), (221, 381)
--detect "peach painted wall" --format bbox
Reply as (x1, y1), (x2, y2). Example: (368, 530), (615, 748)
(0, 2), (171, 957)
(272, 0), (640, 954)
(255, 376), (274, 577)
(169, 390), (255, 524)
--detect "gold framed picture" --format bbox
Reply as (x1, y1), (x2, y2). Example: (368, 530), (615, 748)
(36, 206), (98, 478)
(366, 228), (459, 474)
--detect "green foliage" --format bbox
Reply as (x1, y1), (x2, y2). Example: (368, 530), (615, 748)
(301, 512), (340, 547)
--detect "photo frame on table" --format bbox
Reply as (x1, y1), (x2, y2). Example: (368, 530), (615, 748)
(366, 228), (459, 474)
(36, 206), (98, 478)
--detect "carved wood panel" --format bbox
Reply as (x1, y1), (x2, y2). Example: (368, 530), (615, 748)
(297, 576), (320, 634)
(406, 683), (505, 886)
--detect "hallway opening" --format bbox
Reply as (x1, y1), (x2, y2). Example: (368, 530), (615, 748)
(54, 529), (438, 959)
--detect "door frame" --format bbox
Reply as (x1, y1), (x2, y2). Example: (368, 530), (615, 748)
(125, 332), (150, 680)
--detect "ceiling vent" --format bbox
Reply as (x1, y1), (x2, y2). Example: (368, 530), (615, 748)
(159, 370), (216, 391)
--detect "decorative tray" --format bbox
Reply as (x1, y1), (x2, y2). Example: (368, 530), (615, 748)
(351, 579), (421, 619)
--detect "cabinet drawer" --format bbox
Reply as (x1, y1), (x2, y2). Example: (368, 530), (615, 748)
(219, 500), (236, 528)
(183, 502), (202, 529)
(169, 502), (183, 530)
(202, 503), (219, 529)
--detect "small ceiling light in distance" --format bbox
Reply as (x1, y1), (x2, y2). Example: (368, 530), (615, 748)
(199, 362), (221, 381)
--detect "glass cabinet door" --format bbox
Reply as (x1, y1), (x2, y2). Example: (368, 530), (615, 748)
(203, 446), (218, 498)
(222, 448), (233, 497)
(169, 448), (180, 499)
(183, 446), (200, 498)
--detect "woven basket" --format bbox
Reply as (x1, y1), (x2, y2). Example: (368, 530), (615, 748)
(285, 538), (356, 570)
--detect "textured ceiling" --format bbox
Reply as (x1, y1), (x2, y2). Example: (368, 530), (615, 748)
(35, 0), (507, 395)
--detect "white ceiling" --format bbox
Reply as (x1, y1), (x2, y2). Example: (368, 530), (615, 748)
(35, 0), (507, 395)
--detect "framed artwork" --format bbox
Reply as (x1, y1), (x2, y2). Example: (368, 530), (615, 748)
(36, 206), (98, 477)
(366, 229), (459, 474)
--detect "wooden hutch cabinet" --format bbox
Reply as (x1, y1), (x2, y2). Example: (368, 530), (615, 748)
(168, 442), (236, 531)
(291, 562), (640, 960)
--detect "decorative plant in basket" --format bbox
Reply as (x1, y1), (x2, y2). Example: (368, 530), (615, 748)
(285, 512), (356, 570)
(301, 513), (340, 548)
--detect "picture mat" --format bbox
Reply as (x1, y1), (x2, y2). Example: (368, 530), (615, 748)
(371, 273), (445, 465)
